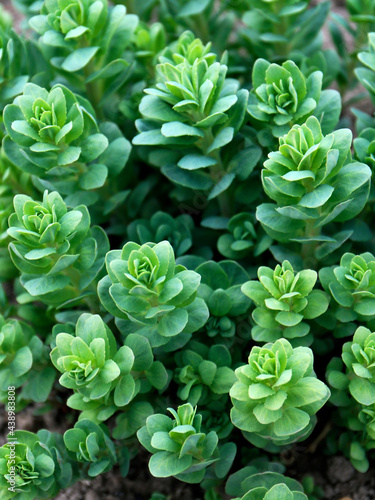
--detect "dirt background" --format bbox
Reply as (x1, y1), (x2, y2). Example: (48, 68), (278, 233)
(1, 0), (375, 498)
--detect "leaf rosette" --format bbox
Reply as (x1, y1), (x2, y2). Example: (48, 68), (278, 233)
(0, 315), (55, 403)
(342, 326), (375, 407)
(51, 313), (142, 408)
(320, 252), (375, 319)
(137, 403), (220, 483)
(127, 211), (194, 257)
(196, 260), (251, 340)
(230, 338), (330, 446)
(175, 343), (236, 405)
(241, 260), (330, 344)
(133, 31), (251, 198)
(8, 191), (109, 305)
(64, 419), (117, 477)
(3, 83), (113, 192)
(0, 431), (57, 500)
(98, 240), (209, 349)
(29, 0), (138, 100)
(217, 213), (272, 260)
(226, 470), (308, 500)
(248, 59), (324, 137)
(257, 116), (371, 244)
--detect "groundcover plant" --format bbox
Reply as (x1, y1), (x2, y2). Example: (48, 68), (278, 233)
(1, 0), (375, 498)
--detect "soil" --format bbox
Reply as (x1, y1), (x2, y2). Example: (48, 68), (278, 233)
(1, 0), (375, 499)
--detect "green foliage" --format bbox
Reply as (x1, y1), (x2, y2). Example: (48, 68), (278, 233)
(29, 0), (138, 107)
(175, 342), (236, 405)
(226, 470), (308, 500)
(0, 314), (55, 403)
(217, 213), (272, 260)
(0, 430), (74, 500)
(257, 117), (371, 253)
(137, 403), (223, 483)
(51, 313), (167, 419)
(134, 30), (255, 199)
(127, 211), (194, 256)
(196, 260), (251, 341)
(320, 252), (375, 320)
(1, 0), (375, 497)
(248, 59), (332, 138)
(230, 338), (330, 446)
(240, 0), (330, 63)
(242, 260), (329, 344)
(326, 326), (375, 472)
(99, 240), (208, 348)
(8, 190), (109, 306)
(64, 419), (117, 477)
(3, 83), (130, 193)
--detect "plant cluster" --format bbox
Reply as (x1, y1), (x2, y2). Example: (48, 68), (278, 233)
(0, 0), (375, 499)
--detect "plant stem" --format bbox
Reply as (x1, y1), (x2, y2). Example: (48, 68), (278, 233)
(301, 220), (320, 267)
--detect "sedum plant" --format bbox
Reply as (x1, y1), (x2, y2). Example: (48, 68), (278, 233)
(29, 0), (138, 110)
(257, 117), (371, 254)
(196, 260), (251, 341)
(3, 83), (130, 194)
(240, 0), (329, 65)
(247, 59), (336, 139)
(319, 252), (375, 320)
(226, 470), (308, 500)
(175, 342), (236, 405)
(7, 190), (109, 307)
(0, 314), (55, 404)
(133, 31), (254, 203)
(127, 211), (194, 257)
(217, 213), (272, 260)
(50, 313), (168, 419)
(2, 0), (375, 498)
(63, 419), (117, 477)
(0, 430), (74, 500)
(137, 403), (221, 483)
(241, 260), (330, 345)
(230, 338), (330, 447)
(98, 240), (209, 349)
(326, 327), (375, 472)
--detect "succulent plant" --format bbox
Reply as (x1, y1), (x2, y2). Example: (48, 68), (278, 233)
(133, 30), (252, 200)
(7, 190), (109, 306)
(63, 419), (117, 477)
(175, 342), (236, 405)
(217, 213), (272, 260)
(137, 403), (220, 483)
(0, 315), (55, 403)
(196, 260), (251, 340)
(257, 117), (371, 247)
(127, 211), (194, 257)
(98, 240), (209, 348)
(226, 470), (308, 500)
(320, 252), (375, 319)
(0, 430), (72, 500)
(230, 338), (330, 446)
(248, 59), (324, 137)
(241, 260), (330, 344)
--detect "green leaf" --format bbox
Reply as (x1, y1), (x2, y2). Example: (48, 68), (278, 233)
(158, 308), (188, 337)
(161, 122), (204, 138)
(61, 47), (99, 72)
(149, 451), (192, 477)
(177, 155), (217, 171)
(114, 374), (136, 407)
(349, 378), (375, 406)
(79, 164), (108, 190)
(274, 408), (310, 436)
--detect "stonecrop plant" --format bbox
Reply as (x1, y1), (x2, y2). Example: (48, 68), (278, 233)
(1, 0), (375, 499)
